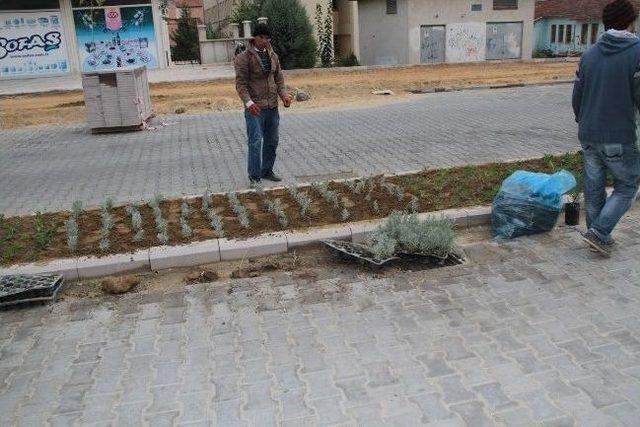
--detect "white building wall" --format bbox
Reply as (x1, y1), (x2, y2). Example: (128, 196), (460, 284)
(358, 0), (409, 65)
(358, 0), (534, 66)
(407, 0), (534, 64)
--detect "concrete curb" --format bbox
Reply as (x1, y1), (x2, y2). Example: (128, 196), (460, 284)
(0, 206), (492, 280)
(408, 79), (573, 94)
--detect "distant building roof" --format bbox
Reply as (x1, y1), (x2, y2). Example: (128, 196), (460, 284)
(535, 0), (640, 21)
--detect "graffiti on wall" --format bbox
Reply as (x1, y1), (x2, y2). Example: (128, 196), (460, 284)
(486, 22), (523, 60)
(446, 22), (486, 62)
(421, 25), (445, 63)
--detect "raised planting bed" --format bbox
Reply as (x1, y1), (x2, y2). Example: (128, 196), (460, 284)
(0, 153), (582, 267)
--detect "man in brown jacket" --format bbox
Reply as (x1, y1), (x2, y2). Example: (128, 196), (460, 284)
(235, 23), (292, 186)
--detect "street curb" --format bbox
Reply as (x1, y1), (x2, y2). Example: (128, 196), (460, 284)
(0, 206), (492, 280)
(408, 79), (573, 94)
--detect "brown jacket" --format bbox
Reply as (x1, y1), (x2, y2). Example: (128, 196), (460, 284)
(234, 43), (286, 109)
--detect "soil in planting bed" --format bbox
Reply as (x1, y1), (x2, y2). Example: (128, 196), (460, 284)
(0, 153), (583, 267)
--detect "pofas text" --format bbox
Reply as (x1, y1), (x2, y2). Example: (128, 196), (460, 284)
(0, 32), (62, 60)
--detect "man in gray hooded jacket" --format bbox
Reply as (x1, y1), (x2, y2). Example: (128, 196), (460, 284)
(572, 0), (640, 256)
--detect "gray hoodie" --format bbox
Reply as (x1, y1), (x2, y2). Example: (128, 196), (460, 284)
(572, 32), (640, 144)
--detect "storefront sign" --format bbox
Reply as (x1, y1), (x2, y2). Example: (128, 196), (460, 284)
(73, 5), (158, 72)
(0, 11), (69, 78)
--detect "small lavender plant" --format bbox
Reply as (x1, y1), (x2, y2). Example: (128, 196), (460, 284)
(202, 191), (224, 237)
(381, 181), (404, 201)
(66, 200), (83, 252)
(311, 181), (339, 207)
(287, 185), (312, 216)
(99, 199), (115, 252)
(201, 191), (211, 212)
(72, 200), (83, 218)
(125, 205), (145, 242)
(65, 217), (79, 252)
(149, 194), (169, 244)
(367, 211), (454, 259)
(227, 192), (250, 228)
(180, 199), (193, 238)
(265, 199), (289, 228)
(340, 208), (350, 222)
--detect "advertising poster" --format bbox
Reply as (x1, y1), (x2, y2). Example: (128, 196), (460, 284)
(73, 5), (157, 72)
(0, 11), (69, 78)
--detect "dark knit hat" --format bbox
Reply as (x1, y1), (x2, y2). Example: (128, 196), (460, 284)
(252, 23), (271, 38)
(603, 0), (637, 31)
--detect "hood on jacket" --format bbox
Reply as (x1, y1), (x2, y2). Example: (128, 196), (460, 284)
(597, 32), (640, 55)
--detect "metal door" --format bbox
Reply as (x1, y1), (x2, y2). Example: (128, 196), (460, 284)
(421, 25), (446, 63)
(486, 22), (523, 60)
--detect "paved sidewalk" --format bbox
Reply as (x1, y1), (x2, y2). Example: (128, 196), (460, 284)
(2, 207), (640, 426)
(0, 64), (234, 95)
(0, 84), (577, 215)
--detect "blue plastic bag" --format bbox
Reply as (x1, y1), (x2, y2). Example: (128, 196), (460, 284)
(492, 170), (577, 239)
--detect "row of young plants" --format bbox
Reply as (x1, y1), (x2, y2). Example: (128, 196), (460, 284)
(58, 177), (420, 254)
(0, 153), (584, 266)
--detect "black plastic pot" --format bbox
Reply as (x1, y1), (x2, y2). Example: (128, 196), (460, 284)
(565, 202), (580, 226)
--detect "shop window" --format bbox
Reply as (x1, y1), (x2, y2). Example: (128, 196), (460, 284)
(566, 25), (572, 44)
(0, 0), (60, 10)
(550, 25), (556, 43)
(581, 23), (589, 44)
(558, 25), (564, 44)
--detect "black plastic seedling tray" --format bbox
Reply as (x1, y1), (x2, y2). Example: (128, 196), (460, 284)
(0, 275), (63, 307)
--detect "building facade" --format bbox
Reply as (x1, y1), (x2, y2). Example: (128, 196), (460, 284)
(534, 0), (640, 56)
(357, 0), (535, 66)
(0, 0), (172, 80)
(202, 0), (359, 58)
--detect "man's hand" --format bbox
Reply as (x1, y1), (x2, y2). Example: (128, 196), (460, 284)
(248, 103), (261, 116)
(282, 95), (292, 108)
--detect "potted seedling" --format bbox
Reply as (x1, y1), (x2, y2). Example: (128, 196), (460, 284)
(565, 174), (582, 226)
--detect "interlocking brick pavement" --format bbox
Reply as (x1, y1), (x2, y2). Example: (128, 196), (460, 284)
(0, 84), (577, 215)
(2, 206), (640, 425)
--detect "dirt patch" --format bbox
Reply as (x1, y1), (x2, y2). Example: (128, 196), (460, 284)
(0, 153), (581, 267)
(102, 275), (140, 294)
(0, 62), (576, 130)
(184, 269), (220, 284)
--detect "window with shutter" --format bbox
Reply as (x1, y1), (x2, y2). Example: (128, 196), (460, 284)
(386, 0), (397, 14)
(493, 0), (518, 10)
(591, 23), (599, 44)
(581, 24), (589, 44)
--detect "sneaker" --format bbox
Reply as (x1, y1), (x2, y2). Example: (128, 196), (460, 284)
(582, 230), (612, 258)
(588, 237), (615, 252)
(249, 178), (261, 188)
(262, 171), (282, 182)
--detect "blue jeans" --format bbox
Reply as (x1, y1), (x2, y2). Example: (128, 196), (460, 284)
(581, 141), (640, 242)
(244, 107), (279, 180)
